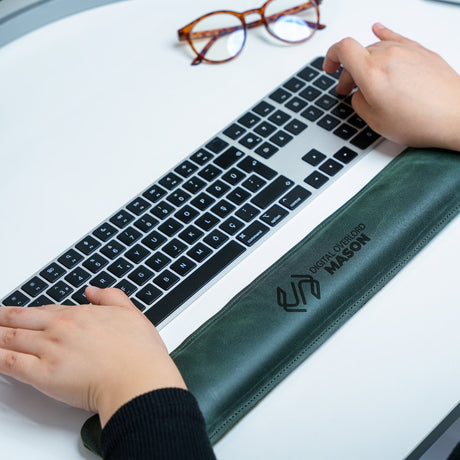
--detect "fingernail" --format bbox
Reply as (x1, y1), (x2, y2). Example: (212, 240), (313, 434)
(374, 22), (385, 30)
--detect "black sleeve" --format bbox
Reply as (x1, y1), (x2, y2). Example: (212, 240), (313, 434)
(100, 387), (216, 460)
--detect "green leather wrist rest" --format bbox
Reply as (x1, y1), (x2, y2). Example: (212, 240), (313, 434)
(81, 148), (460, 455)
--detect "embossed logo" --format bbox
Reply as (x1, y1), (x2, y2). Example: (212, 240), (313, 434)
(276, 275), (320, 312)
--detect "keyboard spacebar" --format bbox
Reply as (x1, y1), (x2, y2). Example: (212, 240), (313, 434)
(145, 240), (246, 326)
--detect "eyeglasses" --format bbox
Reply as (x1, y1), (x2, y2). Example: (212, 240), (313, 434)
(178, 0), (325, 66)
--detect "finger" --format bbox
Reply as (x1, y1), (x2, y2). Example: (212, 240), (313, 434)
(0, 326), (43, 356)
(85, 286), (135, 309)
(0, 348), (42, 386)
(350, 90), (376, 131)
(324, 37), (370, 89)
(335, 68), (356, 95)
(0, 306), (52, 330)
(372, 22), (411, 44)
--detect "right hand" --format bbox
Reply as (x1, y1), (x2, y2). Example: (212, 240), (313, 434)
(323, 23), (460, 151)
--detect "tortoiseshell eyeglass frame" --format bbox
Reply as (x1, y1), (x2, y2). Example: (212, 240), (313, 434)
(178, 0), (325, 66)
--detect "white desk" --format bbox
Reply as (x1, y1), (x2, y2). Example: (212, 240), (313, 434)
(0, 0), (459, 458)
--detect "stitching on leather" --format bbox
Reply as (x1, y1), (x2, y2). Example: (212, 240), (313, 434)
(209, 204), (460, 440)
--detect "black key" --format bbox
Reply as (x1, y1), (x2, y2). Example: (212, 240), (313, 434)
(300, 105), (324, 121)
(125, 244), (150, 263)
(195, 212), (219, 231)
(304, 171), (329, 189)
(136, 284), (162, 305)
(166, 189), (191, 207)
(174, 160), (198, 178)
(312, 75), (335, 90)
(238, 112), (261, 128)
(83, 253), (109, 272)
(28, 295), (53, 307)
(333, 123), (358, 140)
(65, 267), (91, 288)
(223, 123), (247, 140)
(93, 223), (118, 242)
(269, 130), (293, 147)
(302, 148), (326, 166)
(252, 101), (275, 116)
(255, 142), (279, 159)
(131, 298), (146, 312)
(317, 114), (341, 131)
(127, 197), (151, 216)
(159, 172), (182, 190)
(3, 291), (29, 306)
(142, 230), (167, 251)
(190, 192), (215, 211)
(348, 113), (366, 129)
(260, 204), (289, 226)
(211, 200), (235, 218)
(145, 252), (171, 272)
(328, 66), (343, 79)
(251, 176), (294, 209)
(214, 146), (245, 169)
(334, 146), (358, 164)
(143, 185), (167, 203)
(100, 241), (125, 260)
(239, 133), (262, 149)
(298, 85), (321, 102)
(219, 216), (245, 235)
(206, 180), (230, 198)
(315, 94), (338, 110)
(284, 119), (307, 135)
(72, 287), (88, 304)
(170, 256), (196, 277)
(235, 203), (260, 222)
(128, 266), (154, 286)
(108, 257), (134, 277)
(269, 88), (291, 103)
(227, 187), (250, 205)
(237, 157), (277, 180)
(254, 121), (277, 138)
(198, 164), (222, 182)
(285, 97), (307, 113)
(206, 137), (229, 153)
(151, 201), (175, 220)
(221, 168), (246, 185)
(183, 176), (206, 194)
(46, 281), (73, 302)
(187, 242), (212, 263)
(331, 103), (354, 119)
(350, 127), (380, 149)
(190, 149), (213, 166)
(297, 66), (319, 82)
(58, 249), (84, 269)
(40, 262), (66, 283)
(134, 214), (159, 233)
(91, 271), (116, 288)
(283, 77), (305, 92)
(76, 235), (101, 255)
(162, 238), (187, 258)
(158, 217), (184, 237)
(319, 159), (344, 176)
(115, 279), (138, 296)
(310, 57), (324, 70)
(242, 174), (267, 192)
(146, 241), (246, 325)
(279, 185), (312, 210)
(175, 205), (199, 223)
(204, 230), (228, 249)
(268, 110), (291, 126)
(22, 277), (48, 297)
(117, 226), (142, 246)
(178, 225), (203, 245)
(110, 210), (135, 228)
(153, 270), (180, 291)
(236, 221), (270, 246)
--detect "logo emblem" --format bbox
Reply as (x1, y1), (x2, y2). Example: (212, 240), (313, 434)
(276, 275), (320, 312)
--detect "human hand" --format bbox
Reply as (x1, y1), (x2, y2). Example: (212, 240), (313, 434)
(0, 287), (186, 427)
(323, 23), (460, 151)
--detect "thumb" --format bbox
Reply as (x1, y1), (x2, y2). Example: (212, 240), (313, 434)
(372, 23), (410, 43)
(85, 286), (135, 309)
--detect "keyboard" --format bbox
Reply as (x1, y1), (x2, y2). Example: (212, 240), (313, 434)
(1, 56), (381, 327)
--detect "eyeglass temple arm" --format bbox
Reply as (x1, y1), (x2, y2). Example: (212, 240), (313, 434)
(190, 35), (218, 66)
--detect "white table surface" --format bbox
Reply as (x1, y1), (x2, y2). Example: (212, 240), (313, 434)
(0, 0), (459, 458)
